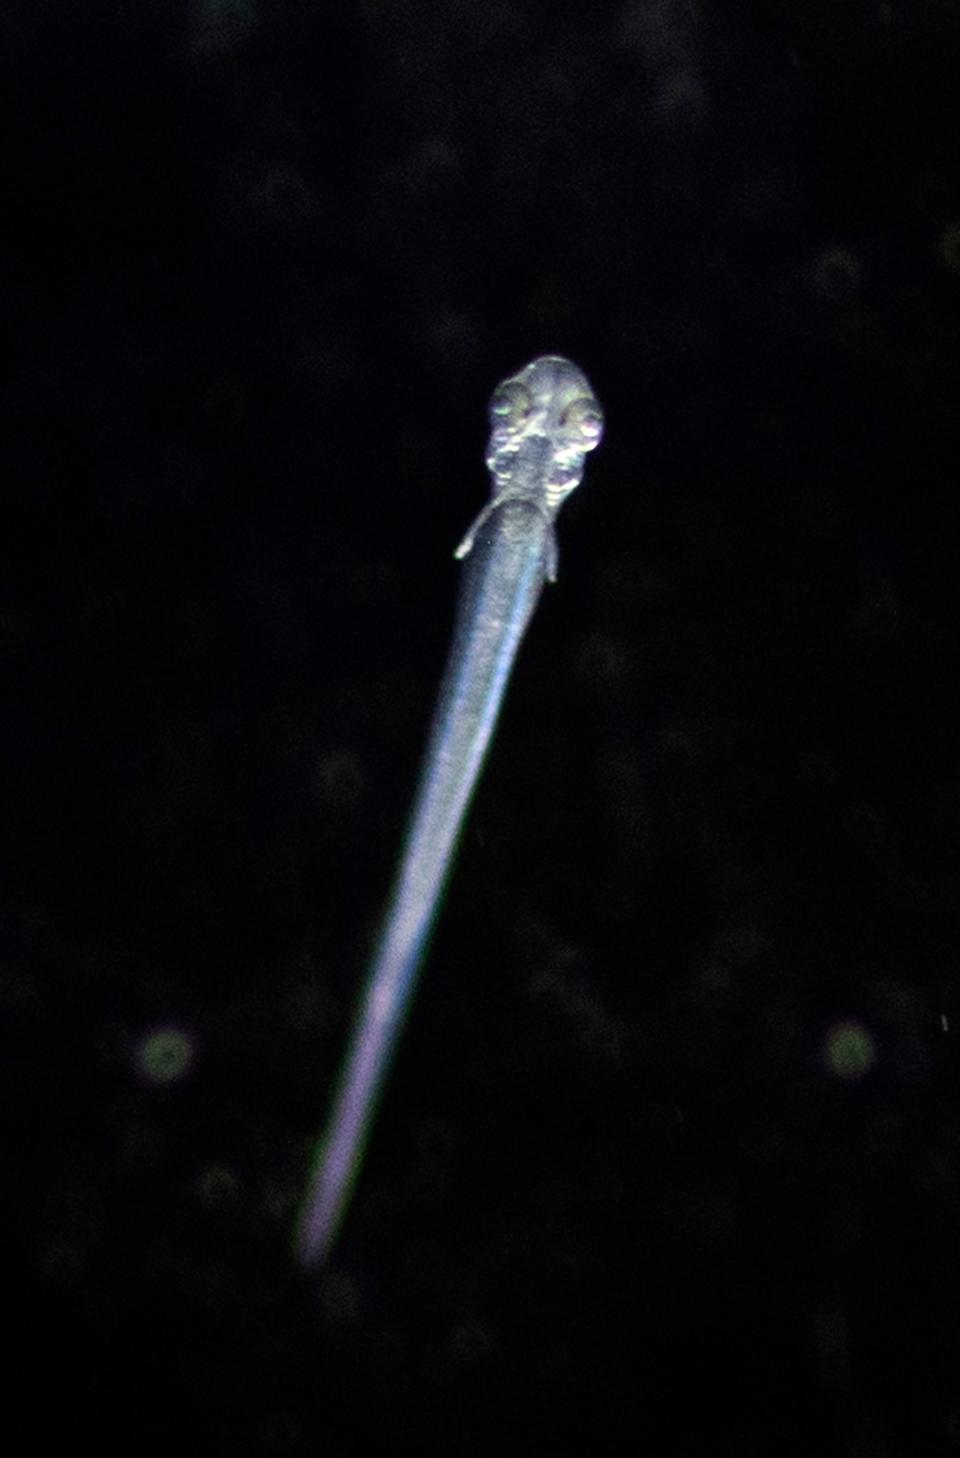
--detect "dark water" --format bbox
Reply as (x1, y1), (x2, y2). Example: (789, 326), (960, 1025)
(3, 2), (959, 1452)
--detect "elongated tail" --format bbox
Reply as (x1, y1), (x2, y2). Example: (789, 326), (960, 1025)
(294, 505), (552, 1265)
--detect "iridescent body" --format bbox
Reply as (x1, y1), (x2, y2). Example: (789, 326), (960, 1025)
(295, 356), (604, 1267)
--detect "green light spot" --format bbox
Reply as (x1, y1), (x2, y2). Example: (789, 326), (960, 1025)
(937, 222), (960, 274)
(825, 1020), (876, 1080)
(196, 1164), (239, 1205)
(138, 1026), (194, 1085)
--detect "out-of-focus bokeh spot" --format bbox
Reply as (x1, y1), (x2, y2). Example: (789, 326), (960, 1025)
(136, 1025), (196, 1085)
(196, 1163), (240, 1206)
(936, 221), (960, 273)
(824, 1019), (876, 1081)
(810, 245), (862, 305)
(190, 0), (257, 59)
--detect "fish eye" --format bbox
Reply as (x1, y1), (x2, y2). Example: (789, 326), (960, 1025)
(488, 379), (531, 428)
(562, 396), (604, 447)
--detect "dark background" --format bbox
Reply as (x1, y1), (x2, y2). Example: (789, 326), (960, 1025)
(3, 1), (960, 1452)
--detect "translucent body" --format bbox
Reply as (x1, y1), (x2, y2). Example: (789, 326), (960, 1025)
(295, 356), (604, 1267)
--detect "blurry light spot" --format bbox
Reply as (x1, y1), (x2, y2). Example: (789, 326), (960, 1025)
(573, 630), (629, 687)
(137, 1026), (195, 1085)
(450, 1318), (491, 1363)
(824, 1020), (876, 1080)
(263, 1182), (297, 1221)
(653, 70), (707, 129)
(811, 245), (861, 303)
(196, 1164), (239, 1206)
(190, 0), (257, 58)
(937, 222), (960, 274)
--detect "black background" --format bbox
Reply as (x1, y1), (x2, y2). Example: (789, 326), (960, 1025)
(3, 1), (960, 1453)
